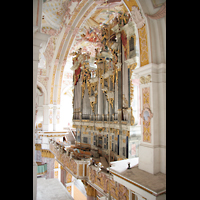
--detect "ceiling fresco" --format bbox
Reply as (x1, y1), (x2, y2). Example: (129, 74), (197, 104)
(41, 0), (130, 66)
(39, 0), (131, 95)
(68, 2), (129, 62)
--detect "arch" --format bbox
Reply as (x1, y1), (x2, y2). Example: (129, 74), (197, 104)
(61, 84), (73, 96)
(134, 0), (166, 64)
(47, 0), (94, 106)
(49, 0), (166, 108)
(53, 0), (97, 105)
(54, 0), (152, 105)
(37, 81), (48, 105)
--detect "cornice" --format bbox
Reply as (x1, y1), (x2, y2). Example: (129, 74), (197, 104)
(133, 63), (166, 78)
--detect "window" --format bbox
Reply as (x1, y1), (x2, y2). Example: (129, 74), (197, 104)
(123, 147), (126, 156)
(112, 135), (114, 151)
(115, 144), (118, 153)
(83, 137), (88, 143)
(98, 136), (102, 148)
(98, 137), (102, 145)
(94, 135), (96, 146)
(106, 134), (108, 149)
(129, 37), (134, 51)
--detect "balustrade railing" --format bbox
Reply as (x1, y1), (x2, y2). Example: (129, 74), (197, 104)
(49, 139), (89, 179)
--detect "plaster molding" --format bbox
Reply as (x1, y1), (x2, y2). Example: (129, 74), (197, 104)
(33, 31), (50, 47)
(121, 21), (136, 40)
(131, 6), (146, 29)
(37, 81), (48, 105)
(133, 63), (165, 78)
(145, 2), (166, 20)
(140, 142), (166, 149)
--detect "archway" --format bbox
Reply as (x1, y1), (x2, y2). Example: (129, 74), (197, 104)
(52, 0), (152, 108)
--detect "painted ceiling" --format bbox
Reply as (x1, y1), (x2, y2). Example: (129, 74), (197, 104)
(37, 0), (166, 106)
(39, 0), (131, 96)
(41, 0), (129, 63)
(69, 2), (128, 59)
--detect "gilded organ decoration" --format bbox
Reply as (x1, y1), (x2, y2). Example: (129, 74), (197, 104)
(71, 8), (141, 160)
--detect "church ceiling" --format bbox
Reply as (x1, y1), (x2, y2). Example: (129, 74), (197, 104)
(41, 0), (129, 62)
(68, 2), (128, 60)
(39, 0), (132, 95)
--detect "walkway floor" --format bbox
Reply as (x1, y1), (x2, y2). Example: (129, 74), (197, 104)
(37, 178), (74, 200)
(110, 158), (166, 194)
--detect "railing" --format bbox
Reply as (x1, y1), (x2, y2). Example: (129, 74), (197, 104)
(49, 139), (90, 179)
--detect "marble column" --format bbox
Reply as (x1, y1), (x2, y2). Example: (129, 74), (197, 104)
(133, 63), (166, 174)
(43, 104), (60, 131)
(33, 33), (50, 200)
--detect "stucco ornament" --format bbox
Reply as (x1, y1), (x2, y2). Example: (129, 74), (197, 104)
(131, 6), (145, 29)
(140, 106), (153, 123)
